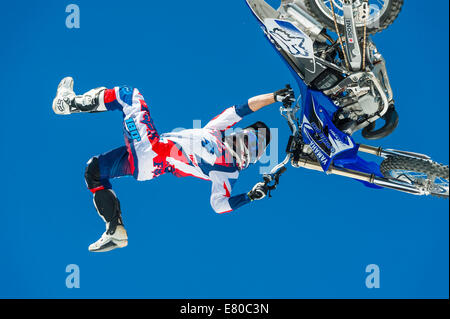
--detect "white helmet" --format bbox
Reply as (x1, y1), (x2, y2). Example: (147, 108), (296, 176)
(223, 122), (271, 170)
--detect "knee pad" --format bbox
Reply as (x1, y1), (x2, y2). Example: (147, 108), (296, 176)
(85, 157), (103, 190)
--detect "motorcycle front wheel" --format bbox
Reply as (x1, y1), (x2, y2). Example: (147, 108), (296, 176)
(380, 156), (449, 198)
(305, 0), (404, 35)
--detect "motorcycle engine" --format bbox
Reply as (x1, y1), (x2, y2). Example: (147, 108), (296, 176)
(328, 65), (393, 135)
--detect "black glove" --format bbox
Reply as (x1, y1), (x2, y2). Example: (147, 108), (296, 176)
(247, 182), (269, 201)
(274, 85), (295, 106)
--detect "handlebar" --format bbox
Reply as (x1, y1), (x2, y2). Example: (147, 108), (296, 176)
(262, 166), (287, 196)
(253, 83), (295, 198)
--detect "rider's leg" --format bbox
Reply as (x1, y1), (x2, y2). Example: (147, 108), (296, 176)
(78, 82), (162, 251)
(54, 77), (166, 250)
(85, 146), (132, 253)
(52, 77), (107, 115)
(105, 84), (162, 181)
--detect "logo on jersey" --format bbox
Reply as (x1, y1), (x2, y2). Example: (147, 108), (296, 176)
(140, 100), (160, 143)
(125, 118), (141, 142)
(201, 138), (217, 156)
(153, 161), (174, 177)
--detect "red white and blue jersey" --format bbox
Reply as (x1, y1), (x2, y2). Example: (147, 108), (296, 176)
(103, 86), (254, 214)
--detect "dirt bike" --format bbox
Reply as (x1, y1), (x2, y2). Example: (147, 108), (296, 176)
(246, 0), (449, 198)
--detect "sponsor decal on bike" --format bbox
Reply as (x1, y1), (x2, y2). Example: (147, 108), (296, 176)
(345, 18), (355, 44)
(269, 27), (309, 57)
(302, 119), (330, 167)
(264, 19), (315, 72)
(308, 137), (329, 166)
(311, 98), (355, 156)
(302, 96), (358, 170)
(311, 122), (335, 153)
(307, 99), (335, 155)
(328, 129), (354, 156)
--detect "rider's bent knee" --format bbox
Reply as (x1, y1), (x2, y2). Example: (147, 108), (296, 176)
(85, 157), (103, 191)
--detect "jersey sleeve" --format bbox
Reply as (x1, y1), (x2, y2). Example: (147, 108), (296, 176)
(209, 171), (251, 214)
(204, 103), (254, 131)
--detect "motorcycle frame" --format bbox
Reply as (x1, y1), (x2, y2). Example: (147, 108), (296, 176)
(246, 0), (429, 196)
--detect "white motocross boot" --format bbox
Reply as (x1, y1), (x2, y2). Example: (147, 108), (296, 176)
(88, 223), (128, 253)
(52, 77), (107, 115)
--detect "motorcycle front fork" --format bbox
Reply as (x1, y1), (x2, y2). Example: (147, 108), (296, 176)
(358, 144), (431, 161)
(271, 139), (430, 196)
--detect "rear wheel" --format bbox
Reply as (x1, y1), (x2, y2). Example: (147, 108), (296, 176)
(380, 156), (449, 198)
(305, 0), (404, 35)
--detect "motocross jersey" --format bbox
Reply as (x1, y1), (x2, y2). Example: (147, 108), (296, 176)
(103, 86), (254, 214)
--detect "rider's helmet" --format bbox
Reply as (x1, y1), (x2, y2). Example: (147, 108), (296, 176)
(223, 121), (271, 170)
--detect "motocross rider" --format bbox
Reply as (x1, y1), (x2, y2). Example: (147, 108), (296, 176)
(52, 77), (295, 252)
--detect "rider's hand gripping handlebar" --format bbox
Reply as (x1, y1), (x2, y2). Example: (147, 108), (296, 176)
(274, 84), (295, 108)
(248, 166), (287, 200)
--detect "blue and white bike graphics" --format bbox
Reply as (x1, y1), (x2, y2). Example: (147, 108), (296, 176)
(246, 0), (449, 198)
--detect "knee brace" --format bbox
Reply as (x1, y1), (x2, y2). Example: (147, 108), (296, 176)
(85, 157), (104, 191)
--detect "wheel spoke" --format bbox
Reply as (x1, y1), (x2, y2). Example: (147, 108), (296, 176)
(381, 156), (449, 197)
(388, 168), (449, 196)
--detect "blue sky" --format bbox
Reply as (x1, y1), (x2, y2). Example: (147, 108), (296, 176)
(0, 0), (448, 298)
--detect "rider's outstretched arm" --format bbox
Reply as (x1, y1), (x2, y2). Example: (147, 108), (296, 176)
(204, 86), (295, 132)
(247, 93), (275, 112)
(209, 172), (270, 214)
(209, 171), (251, 214)
(248, 86), (295, 111)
